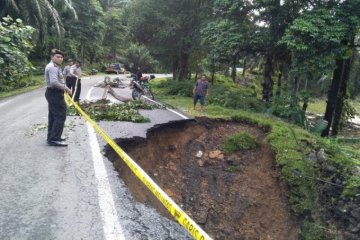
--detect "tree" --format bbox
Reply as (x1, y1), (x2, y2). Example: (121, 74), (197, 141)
(119, 44), (157, 73)
(323, 0), (360, 136)
(63, 0), (105, 65)
(126, 0), (207, 80)
(0, 0), (76, 44)
(102, 9), (128, 62)
(0, 16), (34, 91)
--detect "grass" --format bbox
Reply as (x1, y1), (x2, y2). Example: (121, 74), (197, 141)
(221, 133), (259, 153)
(307, 98), (360, 116)
(307, 98), (327, 115)
(152, 77), (360, 240)
(0, 75), (44, 99)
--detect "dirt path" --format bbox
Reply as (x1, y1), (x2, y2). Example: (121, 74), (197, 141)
(109, 118), (300, 239)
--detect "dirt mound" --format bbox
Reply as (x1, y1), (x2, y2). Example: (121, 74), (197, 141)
(107, 118), (300, 239)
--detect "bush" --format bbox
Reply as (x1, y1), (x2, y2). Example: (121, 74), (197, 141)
(0, 17), (35, 92)
(166, 80), (194, 97)
(221, 132), (259, 153)
(208, 85), (265, 112)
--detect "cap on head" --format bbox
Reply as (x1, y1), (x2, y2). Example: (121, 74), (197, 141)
(67, 58), (73, 62)
(51, 49), (64, 57)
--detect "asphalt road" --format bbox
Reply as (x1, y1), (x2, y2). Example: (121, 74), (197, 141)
(0, 74), (192, 240)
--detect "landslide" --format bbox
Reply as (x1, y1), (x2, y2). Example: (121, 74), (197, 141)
(106, 118), (300, 239)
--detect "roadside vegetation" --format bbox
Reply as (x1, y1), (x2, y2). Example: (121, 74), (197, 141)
(67, 99), (159, 123)
(152, 76), (360, 239)
(0, 75), (44, 98)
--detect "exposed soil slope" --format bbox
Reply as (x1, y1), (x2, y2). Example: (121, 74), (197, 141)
(107, 118), (300, 239)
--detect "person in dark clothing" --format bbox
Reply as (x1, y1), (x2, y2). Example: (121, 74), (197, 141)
(45, 49), (71, 147)
(66, 60), (82, 102)
(63, 58), (74, 92)
(136, 67), (142, 80)
(193, 74), (209, 112)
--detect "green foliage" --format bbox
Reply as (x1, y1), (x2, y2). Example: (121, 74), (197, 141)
(267, 94), (307, 128)
(119, 43), (157, 72)
(221, 133), (259, 153)
(166, 80), (194, 97)
(343, 176), (360, 198)
(279, 6), (350, 82)
(206, 76), (265, 112)
(340, 98), (358, 126)
(0, 16), (34, 92)
(63, 0), (105, 63)
(301, 220), (337, 240)
(68, 100), (158, 122)
(0, 75), (44, 98)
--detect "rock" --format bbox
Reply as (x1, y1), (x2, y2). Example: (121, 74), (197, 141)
(316, 148), (327, 163)
(168, 144), (178, 151)
(323, 165), (337, 174)
(308, 151), (317, 162)
(349, 223), (360, 233)
(195, 209), (208, 224)
(195, 150), (203, 158)
(350, 207), (360, 220)
(352, 166), (360, 176)
(165, 189), (175, 198)
(209, 150), (223, 159)
(197, 160), (205, 167)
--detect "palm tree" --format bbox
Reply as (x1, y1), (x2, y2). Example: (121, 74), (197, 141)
(99, 0), (129, 11)
(0, 0), (76, 43)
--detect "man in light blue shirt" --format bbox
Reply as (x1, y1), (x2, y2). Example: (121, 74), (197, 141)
(45, 49), (71, 147)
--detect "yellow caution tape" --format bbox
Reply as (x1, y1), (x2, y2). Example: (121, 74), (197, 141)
(65, 94), (213, 240)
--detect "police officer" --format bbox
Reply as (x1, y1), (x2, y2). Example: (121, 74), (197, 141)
(45, 49), (71, 147)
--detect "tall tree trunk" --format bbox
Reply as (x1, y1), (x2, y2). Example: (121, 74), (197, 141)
(211, 69), (215, 85)
(322, 59), (347, 137)
(231, 49), (240, 82)
(172, 57), (179, 81)
(331, 49), (355, 136)
(80, 39), (85, 66)
(290, 76), (299, 109)
(276, 70), (282, 96)
(177, 50), (189, 81)
(262, 54), (274, 103)
(242, 57), (246, 76)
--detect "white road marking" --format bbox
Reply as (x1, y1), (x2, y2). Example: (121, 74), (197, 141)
(87, 123), (125, 240)
(0, 100), (12, 108)
(165, 108), (189, 119)
(86, 84), (126, 240)
(142, 96), (189, 120)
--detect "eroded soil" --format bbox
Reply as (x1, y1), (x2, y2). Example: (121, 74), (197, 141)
(107, 118), (300, 239)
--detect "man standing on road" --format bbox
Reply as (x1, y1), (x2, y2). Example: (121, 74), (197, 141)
(68, 60), (82, 102)
(193, 74), (209, 112)
(45, 49), (71, 147)
(63, 58), (74, 90)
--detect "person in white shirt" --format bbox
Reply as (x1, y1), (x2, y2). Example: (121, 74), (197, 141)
(45, 49), (71, 147)
(67, 60), (82, 102)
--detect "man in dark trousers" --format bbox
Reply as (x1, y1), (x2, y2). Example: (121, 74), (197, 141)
(69, 60), (82, 102)
(45, 49), (71, 147)
(63, 58), (74, 89)
(193, 74), (209, 112)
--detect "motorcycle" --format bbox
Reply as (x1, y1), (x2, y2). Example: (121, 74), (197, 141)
(131, 74), (155, 100)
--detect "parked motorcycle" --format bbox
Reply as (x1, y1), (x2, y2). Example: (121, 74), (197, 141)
(131, 74), (155, 100)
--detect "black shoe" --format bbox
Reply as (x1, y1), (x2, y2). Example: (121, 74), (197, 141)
(48, 140), (68, 147)
(47, 137), (66, 142)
